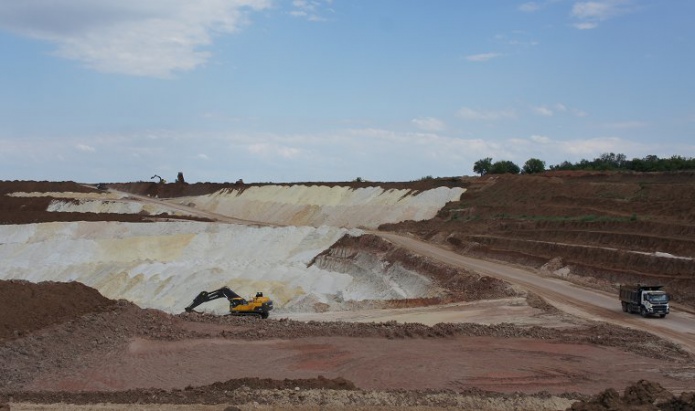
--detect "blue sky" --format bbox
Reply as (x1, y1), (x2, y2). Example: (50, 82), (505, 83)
(1, 0), (693, 183)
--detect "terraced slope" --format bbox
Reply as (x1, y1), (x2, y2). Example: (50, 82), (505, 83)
(383, 171), (695, 306)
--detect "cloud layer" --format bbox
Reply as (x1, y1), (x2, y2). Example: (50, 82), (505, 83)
(0, 0), (270, 77)
(519, 0), (636, 30)
(1, 126), (680, 183)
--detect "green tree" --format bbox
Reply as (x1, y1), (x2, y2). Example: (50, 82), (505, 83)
(473, 157), (493, 176)
(489, 160), (520, 174)
(522, 158), (546, 174)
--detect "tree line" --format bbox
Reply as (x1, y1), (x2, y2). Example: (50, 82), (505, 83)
(473, 154), (695, 176)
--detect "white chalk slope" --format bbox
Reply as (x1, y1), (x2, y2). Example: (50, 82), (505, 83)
(169, 185), (465, 229)
(0, 185), (465, 314)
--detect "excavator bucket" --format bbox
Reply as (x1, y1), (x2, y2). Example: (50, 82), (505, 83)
(184, 286), (273, 318)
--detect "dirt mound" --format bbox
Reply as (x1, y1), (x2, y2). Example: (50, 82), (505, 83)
(203, 375), (357, 391)
(0, 181), (95, 196)
(0, 299), (193, 392)
(568, 380), (695, 410)
(1, 376), (356, 406)
(0, 280), (117, 341)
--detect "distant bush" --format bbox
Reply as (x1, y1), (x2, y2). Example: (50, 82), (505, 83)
(470, 153), (695, 177)
(549, 153), (695, 172)
(489, 160), (520, 175)
(473, 157), (492, 176)
(522, 158), (546, 174)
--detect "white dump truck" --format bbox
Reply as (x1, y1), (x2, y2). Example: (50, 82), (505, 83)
(619, 284), (670, 318)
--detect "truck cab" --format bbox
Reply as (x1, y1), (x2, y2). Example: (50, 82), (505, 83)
(619, 284), (669, 318)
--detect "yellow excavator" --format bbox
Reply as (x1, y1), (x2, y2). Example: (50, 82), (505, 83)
(184, 287), (273, 319)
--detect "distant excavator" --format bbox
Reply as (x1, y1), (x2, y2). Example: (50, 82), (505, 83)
(185, 287), (273, 319)
(151, 174), (166, 184)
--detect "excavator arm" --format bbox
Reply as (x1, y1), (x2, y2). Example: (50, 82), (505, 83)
(184, 286), (273, 318)
(184, 286), (243, 312)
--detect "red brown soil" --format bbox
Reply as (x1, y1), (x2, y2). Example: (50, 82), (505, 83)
(0, 280), (117, 340)
(380, 171), (695, 307)
(2, 174), (695, 408)
(569, 380), (695, 410)
(0, 180), (212, 224)
(1, 280), (694, 408)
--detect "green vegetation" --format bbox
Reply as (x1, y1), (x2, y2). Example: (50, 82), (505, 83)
(549, 153), (695, 172)
(473, 157), (492, 176)
(522, 158), (546, 174)
(489, 160), (521, 175)
(472, 154), (695, 176)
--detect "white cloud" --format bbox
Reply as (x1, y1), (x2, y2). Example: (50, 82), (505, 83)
(457, 107), (517, 121)
(412, 117), (445, 132)
(290, 0), (334, 22)
(2, 126), (688, 183)
(533, 106), (554, 117)
(560, 136), (625, 155)
(518, 0), (565, 13)
(571, 0), (635, 29)
(248, 143), (302, 159)
(532, 103), (586, 117)
(519, 2), (541, 12)
(465, 52), (501, 62)
(574, 21), (598, 30)
(76, 143), (95, 152)
(0, 0), (271, 77)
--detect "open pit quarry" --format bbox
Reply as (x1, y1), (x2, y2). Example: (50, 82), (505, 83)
(2, 176), (695, 411)
(1, 185), (465, 315)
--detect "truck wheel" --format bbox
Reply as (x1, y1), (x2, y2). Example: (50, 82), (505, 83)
(621, 302), (628, 312)
(640, 306), (648, 318)
(660, 314), (666, 318)
(261, 312), (269, 319)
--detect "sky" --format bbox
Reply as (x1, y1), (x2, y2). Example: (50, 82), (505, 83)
(1, 0), (694, 183)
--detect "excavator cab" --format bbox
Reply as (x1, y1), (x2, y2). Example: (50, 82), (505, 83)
(185, 286), (273, 319)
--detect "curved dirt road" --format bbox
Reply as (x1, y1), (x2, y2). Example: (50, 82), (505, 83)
(376, 231), (695, 354)
(97, 187), (272, 226)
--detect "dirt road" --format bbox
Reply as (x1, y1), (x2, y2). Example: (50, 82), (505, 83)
(376, 231), (695, 354)
(113, 189), (271, 226)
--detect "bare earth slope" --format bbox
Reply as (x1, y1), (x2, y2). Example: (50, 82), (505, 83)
(1, 173), (695, 410)
(1, 279), (694, 410)
(381, 171), (695, 306)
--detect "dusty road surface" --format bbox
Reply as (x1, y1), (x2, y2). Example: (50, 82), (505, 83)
(21, 335), (692, 395)
(377, 231), (695, 355)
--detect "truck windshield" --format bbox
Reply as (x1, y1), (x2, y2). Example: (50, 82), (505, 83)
(647, 294), (669, 303)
